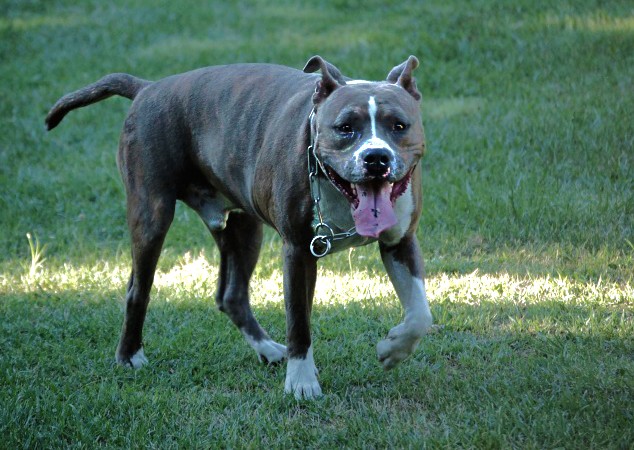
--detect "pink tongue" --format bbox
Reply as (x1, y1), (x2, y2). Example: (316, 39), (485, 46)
(352, 182), (397, 238)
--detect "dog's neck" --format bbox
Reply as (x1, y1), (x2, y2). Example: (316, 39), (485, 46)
(307, 107), (362, 258)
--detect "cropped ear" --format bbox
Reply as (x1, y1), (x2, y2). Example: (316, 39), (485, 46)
(386, 55), (421, 101)
(303, 55), (347, 104)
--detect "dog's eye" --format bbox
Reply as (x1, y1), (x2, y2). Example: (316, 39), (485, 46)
(335, 124), (354, 135)
(393, 122), (409, 132)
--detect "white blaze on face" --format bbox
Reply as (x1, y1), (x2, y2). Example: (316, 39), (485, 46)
(353, 96), (396, 162)
(368, 96), (378, 137)
(350, 95), (401, 238)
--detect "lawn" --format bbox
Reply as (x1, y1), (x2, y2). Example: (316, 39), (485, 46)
(1, 0), (633, 448)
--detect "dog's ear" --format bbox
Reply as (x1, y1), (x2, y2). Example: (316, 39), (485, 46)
(303, 55), (346, 104)
(386, 55), (421, 101)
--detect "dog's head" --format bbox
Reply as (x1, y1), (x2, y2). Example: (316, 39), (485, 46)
(303, 56), (425, 238)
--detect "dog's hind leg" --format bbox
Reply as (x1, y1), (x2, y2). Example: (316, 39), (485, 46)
(211, 212), (287, 364)
(116, 192), (176, 368)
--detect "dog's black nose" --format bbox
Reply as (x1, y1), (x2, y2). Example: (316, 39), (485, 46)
(363, 148), (392, 177)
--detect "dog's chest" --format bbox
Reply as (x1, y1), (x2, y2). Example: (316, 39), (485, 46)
(317, 177), (415, 252)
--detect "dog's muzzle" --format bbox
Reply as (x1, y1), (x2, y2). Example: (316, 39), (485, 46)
(362, 147), (393, 178)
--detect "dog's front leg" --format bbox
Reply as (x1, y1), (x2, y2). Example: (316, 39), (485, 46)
(377, 234), (433, 369)
(282, 243), (322, 399)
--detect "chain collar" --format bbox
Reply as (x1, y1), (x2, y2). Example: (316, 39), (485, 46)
(307, 108), (358, 258)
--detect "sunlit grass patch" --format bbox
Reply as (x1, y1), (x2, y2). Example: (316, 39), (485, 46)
(430, 270), (633, 308)
(2, 253), (632, 447)
(542, 12), (634, 33)
(6, 249), (632, 320)
(425, 97), (485, 120)
(0, 13), (89, 32)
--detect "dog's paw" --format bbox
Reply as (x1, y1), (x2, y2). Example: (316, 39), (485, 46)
(256, 340), (287, 364)
(241, 330), (288, 364)
(284, 365), (322, 400)
(117, 347), (148, 369)
(377, 323), (421, 370)
(284, 348), (322, 400)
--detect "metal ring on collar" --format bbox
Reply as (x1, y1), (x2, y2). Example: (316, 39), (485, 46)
(310, 235), (332, 258)
(313, 222), (334, 239)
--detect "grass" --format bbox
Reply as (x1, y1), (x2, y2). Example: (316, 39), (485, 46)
(1, 0), (633, 448)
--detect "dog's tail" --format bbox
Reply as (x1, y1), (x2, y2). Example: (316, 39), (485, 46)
(45, 73), (152, 130)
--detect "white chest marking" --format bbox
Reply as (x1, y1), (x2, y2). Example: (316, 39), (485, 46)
(379, 182), (415, 245)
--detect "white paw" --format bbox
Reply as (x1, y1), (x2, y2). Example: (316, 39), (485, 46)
(377, 323), (422, 370)
(241, 329), (288, 364)
(284, 346), (322, 400)
(255, 340), (287, 364)
(129, 347), (148, 369)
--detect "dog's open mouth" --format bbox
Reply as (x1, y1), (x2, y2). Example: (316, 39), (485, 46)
(325, 166), (413, 238)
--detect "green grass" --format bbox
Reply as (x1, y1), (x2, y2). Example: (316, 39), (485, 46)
(1, 0), (633, 448)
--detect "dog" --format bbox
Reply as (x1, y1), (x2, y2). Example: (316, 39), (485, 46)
(45, 56), (433, 399)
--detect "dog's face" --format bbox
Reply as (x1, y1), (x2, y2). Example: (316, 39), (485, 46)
(314, 82), (424, 192)
(304, 56), (425, 238)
